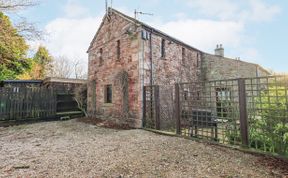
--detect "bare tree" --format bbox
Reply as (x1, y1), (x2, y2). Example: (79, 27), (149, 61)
(0, 0), (43, 40)
(0, 0), (38, 12)
(15, 17), (42, 40)
(73, 59), (87, 79)
(49, 56), (87, 79)
(74, 83), (87, 117)
(48, 56), (73, 78)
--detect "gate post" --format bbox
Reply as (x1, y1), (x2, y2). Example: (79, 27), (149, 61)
(238, 78), (249, 147)
(175, 84), (181, 135)
(154, 85), (160, 130)
(142, 86), (146, 128)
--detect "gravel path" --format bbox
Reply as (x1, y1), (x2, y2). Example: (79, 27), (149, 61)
(0, 119), (285, 177)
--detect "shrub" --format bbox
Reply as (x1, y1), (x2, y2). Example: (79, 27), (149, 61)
(249, 86), (288, 155)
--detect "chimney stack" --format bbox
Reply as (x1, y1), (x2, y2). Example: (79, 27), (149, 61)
(215, 44), (224, 57)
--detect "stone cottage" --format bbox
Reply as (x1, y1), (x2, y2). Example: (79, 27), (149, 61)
(87, 8), (270, 128)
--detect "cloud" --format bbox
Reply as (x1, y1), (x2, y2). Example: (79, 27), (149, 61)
(30, 16), (102, 77)
(183, 0), (281, 22)
(239, 48), (261, 63)
(153, 19), (244, 52)
(246, 0), (281, 22)
(185, 0), (239, 20)
(29, 0), (281, 77)
(29, 2), (103, 77)
(168, 0), (281, 62)
(43, 16), (102, 60)
(64, 0), (90, 18)
(31, 4), (131, 65)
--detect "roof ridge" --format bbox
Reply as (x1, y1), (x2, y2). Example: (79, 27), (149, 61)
(108, 7), (202, 52)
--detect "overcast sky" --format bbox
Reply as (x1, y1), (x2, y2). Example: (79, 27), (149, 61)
(10, 0), (288, 73)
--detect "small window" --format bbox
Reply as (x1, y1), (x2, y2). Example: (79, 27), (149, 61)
(216, 88), (231, 101)
(104, 85), (112, 103)
(99, 48), (103, 66)
(196, 53), (200, 67)
(182, 48), (186, 64)
(161, 39), (165, 58)
(197, 91), (200, 100)
(183, 89), (188, 101)
(117, 40), (120, 60)
(216, 88), (231, 118)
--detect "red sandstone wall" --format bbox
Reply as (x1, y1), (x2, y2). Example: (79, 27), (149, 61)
(87, 10), (203, 128)
(140, 31), (202, 86)
(87, 11), (141, 127)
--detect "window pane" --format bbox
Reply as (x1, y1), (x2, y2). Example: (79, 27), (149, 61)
(117, 40), (120, 60)
(99, 48), (103, 66)
(161, 39), (165, 57)
(105, 85), (112, 103)
(182, 48), (185, 64)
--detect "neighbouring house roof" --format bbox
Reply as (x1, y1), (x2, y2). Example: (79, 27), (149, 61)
(1, 78), (87, 87)
(87, 8), (203, 53)
(257, 65), (271, 75)
(205, 53), (271, 75)
(43, 77), (87, 84)
(2, 80), (43, 84)
(0, 80), (43, 88)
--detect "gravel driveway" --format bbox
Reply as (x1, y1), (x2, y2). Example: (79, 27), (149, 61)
(0, 119), (286, 177)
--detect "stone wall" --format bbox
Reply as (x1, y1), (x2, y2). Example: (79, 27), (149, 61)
(87, 9), (270, 129)
(202, 53), (269, 81)
(87, 11), (142, 127)
(140, 30), (202, 86)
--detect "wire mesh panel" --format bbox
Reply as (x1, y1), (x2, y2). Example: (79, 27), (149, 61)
(245, 76), (288, 155)
(143, 76), (288, 156)
(179, 79), (242, 145)
(143, 86), (156, 129)
(158, 85), (175, 132)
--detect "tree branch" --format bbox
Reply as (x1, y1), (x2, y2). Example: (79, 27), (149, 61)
(15, 17), (43, 40)
(0, 0), (39, 12)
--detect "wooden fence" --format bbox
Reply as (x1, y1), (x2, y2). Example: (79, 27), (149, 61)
(0, 87), (57, 121)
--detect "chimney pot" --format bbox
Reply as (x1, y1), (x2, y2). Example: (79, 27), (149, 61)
(215, 44), (224, 57)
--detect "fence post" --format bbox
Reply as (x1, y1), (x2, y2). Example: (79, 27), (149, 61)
(142, 86), (146, 128)
(175, 84), (181, 135)
(238, 78), (249, 147)
(154, 85), (160, 130)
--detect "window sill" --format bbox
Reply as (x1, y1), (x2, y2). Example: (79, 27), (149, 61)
(103, 103), (113, 107)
